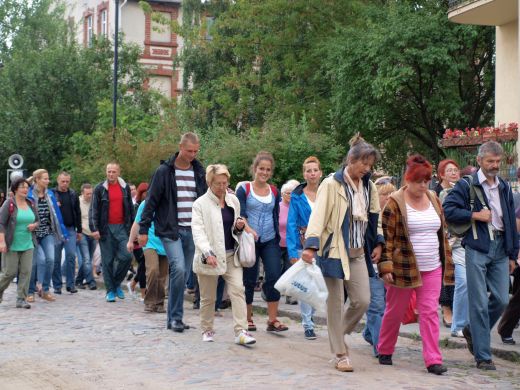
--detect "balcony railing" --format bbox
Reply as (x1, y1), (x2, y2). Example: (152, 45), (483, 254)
(448, 0), (479, 10)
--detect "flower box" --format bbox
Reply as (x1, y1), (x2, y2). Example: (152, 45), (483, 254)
(441, 123), (518, 148)
(439, 135), (482, 148)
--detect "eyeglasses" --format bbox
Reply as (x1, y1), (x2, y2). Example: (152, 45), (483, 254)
(445, 168), (460, 174)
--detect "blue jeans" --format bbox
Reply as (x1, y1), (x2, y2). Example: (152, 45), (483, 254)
(300, 301), (315, 331)
(99, 224), (132, 294)
(52, 226), (78, 290)
(243, 238), (282, 304)
(161, 228), (195, 326)
(29, 235), (55, 293)
(76, 234), (97, 286)
(362, 275), (386, 356)
(465, 236), (509, 362)
(451, 263), (469, 333)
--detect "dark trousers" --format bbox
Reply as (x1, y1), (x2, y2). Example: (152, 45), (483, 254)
(498, 275), (520, 338)
(133, 248), (146, 289)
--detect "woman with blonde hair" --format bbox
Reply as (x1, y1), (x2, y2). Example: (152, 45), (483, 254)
(302, 135), (384, 372)
(27, 169), (67, 302)
(192, 164), (256, 345)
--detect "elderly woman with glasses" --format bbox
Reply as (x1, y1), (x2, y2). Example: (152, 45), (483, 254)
(434, 159), (460, 329)
(192, 164), (256, 346)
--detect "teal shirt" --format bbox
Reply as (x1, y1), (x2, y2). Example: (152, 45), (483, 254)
(11, 207), (35, 251)
(135, 201), (166, 256)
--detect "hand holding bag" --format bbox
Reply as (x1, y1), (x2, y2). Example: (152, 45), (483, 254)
(238, 231), (256, 268)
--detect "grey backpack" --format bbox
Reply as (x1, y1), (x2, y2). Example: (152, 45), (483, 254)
(441, 175), (487, 239)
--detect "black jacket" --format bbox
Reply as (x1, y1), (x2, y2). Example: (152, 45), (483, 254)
(89, 177), (134, 237)
(53, 187), (82, 233)
(138, 153), (207, 239)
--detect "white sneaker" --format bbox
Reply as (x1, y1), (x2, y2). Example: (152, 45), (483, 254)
(202, 330), (215, 342)
(235, 330), (256, 345)
(451, 329), (464, 338)
(126, 281), (136, 299)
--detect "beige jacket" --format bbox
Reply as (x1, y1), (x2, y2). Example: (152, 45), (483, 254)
(304, 172), (380, 280)
(192, 189), (241, 276)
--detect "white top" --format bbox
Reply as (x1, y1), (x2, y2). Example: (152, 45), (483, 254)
(406, 202), (441, 272)
(477, 169), (503, 231)
(304, 193), (315, 211)
(250, 185), (272, 204)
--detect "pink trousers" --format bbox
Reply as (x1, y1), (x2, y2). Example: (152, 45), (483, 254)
(377, 267), (442, 367)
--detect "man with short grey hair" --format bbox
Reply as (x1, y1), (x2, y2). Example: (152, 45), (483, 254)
(444, 141), (519, 370)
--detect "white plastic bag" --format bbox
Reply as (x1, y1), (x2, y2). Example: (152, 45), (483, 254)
(274, 259), (328, 312)
(238, 231), (256, 268)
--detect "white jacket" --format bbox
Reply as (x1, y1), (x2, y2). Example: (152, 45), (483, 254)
(192, 189), (241, 275)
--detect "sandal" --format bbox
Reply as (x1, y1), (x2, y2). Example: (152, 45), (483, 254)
(248, 319), (257, 332)
(266, 319), (288, 332)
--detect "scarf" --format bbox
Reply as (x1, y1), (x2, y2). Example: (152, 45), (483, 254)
(343, 167), (368, 222)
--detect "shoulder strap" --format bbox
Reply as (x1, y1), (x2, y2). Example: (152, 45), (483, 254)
(270, 184), (278, 197)
(8, 200), (14, 216)
(245, 182), (251, 197)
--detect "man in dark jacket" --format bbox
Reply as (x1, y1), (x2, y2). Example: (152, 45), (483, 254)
(138, 132), (207, 332)
(444, 141), (519, 370)
(52, 172), (82, 294)
(90, 162), (134, 302)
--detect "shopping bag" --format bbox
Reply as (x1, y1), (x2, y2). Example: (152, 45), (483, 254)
(401, 290), (419, 325)
(238, 231), (256, 268)
(274, 259), (328, 312)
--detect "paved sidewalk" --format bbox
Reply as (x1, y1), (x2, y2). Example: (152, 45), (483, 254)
(250, 291), (520, 362)
(0, 284), (519, 389)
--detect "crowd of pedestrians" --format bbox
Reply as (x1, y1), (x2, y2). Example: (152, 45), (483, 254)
(0, 132), (519, 375)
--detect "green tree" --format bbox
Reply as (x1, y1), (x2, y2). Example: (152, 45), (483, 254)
(325, 0), (494, 169)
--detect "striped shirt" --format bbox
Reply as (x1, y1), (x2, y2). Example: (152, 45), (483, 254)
(35, 196), (52, 239)
(176, 167), (197, 227)
(406, 202), (441, 272)
(343, 181), (369, 249)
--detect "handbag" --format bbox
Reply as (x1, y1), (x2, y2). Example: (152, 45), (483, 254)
(238, 231), (256, 268)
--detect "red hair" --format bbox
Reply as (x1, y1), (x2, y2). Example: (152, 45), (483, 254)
(404, 154), (432, 182)
(136, 182), (149, 203)
(437, 159), (460, 179)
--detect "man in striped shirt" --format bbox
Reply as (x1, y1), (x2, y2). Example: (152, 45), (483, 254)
(138, 133), (207, 333)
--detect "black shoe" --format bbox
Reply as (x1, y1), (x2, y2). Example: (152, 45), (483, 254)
(501, 336), (516, 345)
(378, 354), (393, 365)
(88, 284), (97, 291)
(66, 287), (78, 294)
(476, 360), (496, 370)
(427, 364), (448, 375)
(54, 289), (62, 295)
(193, 301), (200, 310)
(219, 299), (231, 310)
(16, 299), (31, 309)
(304, 329), (317, 340)
(171, 320), (187, 333)
(462, 325), (474, 356)
(75, 283), (86, 290)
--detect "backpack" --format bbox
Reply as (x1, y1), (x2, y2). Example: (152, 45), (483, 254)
(442, 175), (487, 239)
(244, 182), (278, 198)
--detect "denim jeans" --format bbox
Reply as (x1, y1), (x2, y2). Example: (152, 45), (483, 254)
(451, 263), (469, 333)
(99, 224), (132, 294)
(465, 236), (509, 362)
(161, 228), (195, 326)
(243, 238), (282, 304)
(76, 234), (97, 286)
(52, 226), (78, 290)
(300, 301), (315, 331)
(29, 234), (55, 293)
(362, 275), (386, 356)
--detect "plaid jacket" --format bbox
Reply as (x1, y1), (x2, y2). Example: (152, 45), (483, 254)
(378, 187), (454, 288)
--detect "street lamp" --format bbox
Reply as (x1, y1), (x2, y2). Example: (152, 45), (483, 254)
(113, 0), (120, 132)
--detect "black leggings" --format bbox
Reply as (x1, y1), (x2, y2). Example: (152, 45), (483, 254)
(133, 248), (146, 289)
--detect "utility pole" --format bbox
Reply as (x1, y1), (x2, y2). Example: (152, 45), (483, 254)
(112, 0), (120, 139)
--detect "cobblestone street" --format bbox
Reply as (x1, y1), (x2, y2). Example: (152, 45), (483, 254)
(0, 286), (519, 389)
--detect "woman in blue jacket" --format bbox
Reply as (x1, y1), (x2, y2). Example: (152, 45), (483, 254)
(286, 156), (322, 340)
